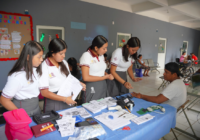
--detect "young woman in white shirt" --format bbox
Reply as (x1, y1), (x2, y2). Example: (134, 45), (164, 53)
(80, 35), (114, 103)
(39, 38), (86, 112)
(0, 41), (43, 116)
(107, 37), (142, 97)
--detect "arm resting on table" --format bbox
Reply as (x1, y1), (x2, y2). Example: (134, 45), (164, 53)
(131, 93), (168, 104)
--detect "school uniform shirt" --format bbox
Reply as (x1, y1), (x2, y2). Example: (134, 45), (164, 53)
(110, 48), (135, 72)
(79, 48), (106, 77)
(2, 68), (40, 100)
(161, 79), (186, 109)
(39, 58), (71, 92)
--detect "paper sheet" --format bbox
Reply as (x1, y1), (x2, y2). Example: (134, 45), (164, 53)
(0, 44), (10, 49)
(11, 31), (22, 43)
(0, 40), (11, 45)
(82, 102), (102, 114)
(59, 107), (91, 118)
(94, 112), (131, 131)
(56, 118), (76, 137)
(0, 28), (8, 34)
(13, 44), (21, 49)
(115, 110), (137, 120)
(98, 97), (117, 107)
(131, 114), (155, 125)
(57, 74), (82, 100)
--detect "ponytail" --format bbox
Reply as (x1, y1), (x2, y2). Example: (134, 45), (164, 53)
(86, 35), (108, 51)
(122, 37), (141, 62)
(45, 38), (69, 77)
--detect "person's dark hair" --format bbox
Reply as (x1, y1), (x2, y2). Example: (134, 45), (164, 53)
(104, 53), (107, 58)
(122, 37), (141, 61)
(165, 62), (183, 77)
(45, 38), (69, 77)
(138, 54), (142, 58)
(182, 51), (186, 55)
(187, 55), (191, 60)
(87, 35), (108, 51)
(67, 57), (78, 77)
(191, 53), (194, 55)
(8, 41), (43, 82)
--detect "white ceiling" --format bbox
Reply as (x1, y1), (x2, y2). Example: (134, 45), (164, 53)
(80, 0), (200, 30)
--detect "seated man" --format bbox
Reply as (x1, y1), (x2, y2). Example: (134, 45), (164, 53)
(131, 62), (187, 109)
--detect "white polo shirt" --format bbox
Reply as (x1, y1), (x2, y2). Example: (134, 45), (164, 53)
(2, 68), (40, 100)
(39, 58), (71, 92)
(162, 79), (187, 109)
(110, 48), (135, 72)
(79, 48), (106, 77)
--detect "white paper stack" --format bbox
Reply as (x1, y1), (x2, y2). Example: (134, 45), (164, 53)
(98, 97), (117, 107)
(59, 107), (91, 118)
(82, 102), (102, 114)
(131, 114), (155, 125)
(56, 117), (76, 137)
(95, 112), (131, 131)
(90, 100), (107, 110)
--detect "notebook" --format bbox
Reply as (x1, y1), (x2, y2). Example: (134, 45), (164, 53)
(31, 122), (56, 138)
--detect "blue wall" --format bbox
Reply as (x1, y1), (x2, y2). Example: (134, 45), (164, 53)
(0, 0), (200, 89)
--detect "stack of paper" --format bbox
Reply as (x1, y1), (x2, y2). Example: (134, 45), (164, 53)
(98, 97), (117, 107)
(59, 107), (91, 119)
(131, 114), (155, 125)
(82, 102), (102, 114)
(94, 112), (131, 131)
(82, 97), (117, 114)
(115, 110), (137, 120)
(56, 117), (75, 137)
(90, 100), (107, 110)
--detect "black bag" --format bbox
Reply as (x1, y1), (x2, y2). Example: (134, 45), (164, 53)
(33, 110), (60, 124)
(116, 96), (135, 109)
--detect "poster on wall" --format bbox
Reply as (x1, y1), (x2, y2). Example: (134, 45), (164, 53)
(0, 11), (33, 61)
(117, 33), (131, 48)
(36, 25), (64, 56)
(158, 43), (165, 53)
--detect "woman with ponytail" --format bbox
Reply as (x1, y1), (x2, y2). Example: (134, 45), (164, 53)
(79, 35), (114, 103)
(39, 38), (86, 112)
(67, 57), (82, 80)
(107, 37), (142, 97)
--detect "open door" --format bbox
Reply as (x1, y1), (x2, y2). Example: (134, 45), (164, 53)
(157, 38), (167, 69)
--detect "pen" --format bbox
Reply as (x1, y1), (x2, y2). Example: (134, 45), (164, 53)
(125, 106), (131, 113)
(40, 124), (54, 132)
(118, 113), (126, 118)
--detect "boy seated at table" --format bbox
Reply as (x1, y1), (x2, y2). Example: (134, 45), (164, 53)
(131, 62), (187, 109)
